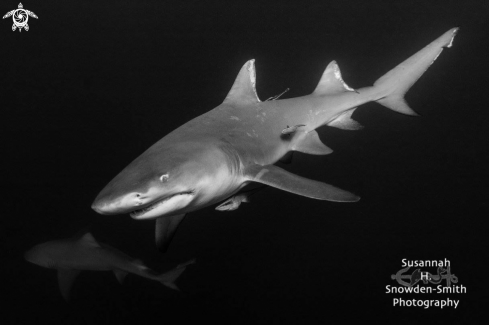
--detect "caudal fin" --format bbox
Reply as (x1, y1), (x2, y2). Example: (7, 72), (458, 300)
(159, 259), (196, 291)
(374, 28), (458, 115)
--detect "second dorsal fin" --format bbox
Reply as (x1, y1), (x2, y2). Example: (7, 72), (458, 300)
(224, 59), (260, 105)
(313, 61), (355, 95)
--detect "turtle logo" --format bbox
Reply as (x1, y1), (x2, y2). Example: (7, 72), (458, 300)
(3, 3), (38, 32)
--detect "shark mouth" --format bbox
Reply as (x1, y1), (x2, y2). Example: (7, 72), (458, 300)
(129, 191), (194, 219)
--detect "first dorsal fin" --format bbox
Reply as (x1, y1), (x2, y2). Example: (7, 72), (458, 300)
(79, 232), (100, 248)
(224, 59), (261, 105)
(313, 61), (355, 95)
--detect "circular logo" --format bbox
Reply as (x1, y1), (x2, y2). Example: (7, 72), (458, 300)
(13, 9), (28, 27)
(3, 3), (38, 32)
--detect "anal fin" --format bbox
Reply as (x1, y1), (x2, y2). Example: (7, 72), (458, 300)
(327, 108), (364, 130)
(244, 164), (359, 202)
(376, 96), (419, 116)
(155, 214), (186, 252)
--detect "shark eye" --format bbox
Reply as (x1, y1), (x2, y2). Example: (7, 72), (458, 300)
(159, 173), (169, 182)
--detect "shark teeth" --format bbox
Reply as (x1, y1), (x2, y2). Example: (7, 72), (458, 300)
(129, 191), (194, 218)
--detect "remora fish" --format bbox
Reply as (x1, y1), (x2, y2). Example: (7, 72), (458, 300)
(215, 186), (264, 211)
(92, 28), (458, 251)
(24, 232), (195, 300)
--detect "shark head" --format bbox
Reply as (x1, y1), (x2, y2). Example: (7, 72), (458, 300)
(24, 241), (67, 269)
(92, 140), (241, 220)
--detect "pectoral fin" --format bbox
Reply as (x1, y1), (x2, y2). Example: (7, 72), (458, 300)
(57, 269), (81, 301)
(244, 164), (359, 202)
(155, 214), (186, 252)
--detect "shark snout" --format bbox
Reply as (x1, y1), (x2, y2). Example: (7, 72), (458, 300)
(91, 199), (131, 215)
(24, 249), (36, 263)
(91, 192), (149, 215)
(24, 245), (45, 266)
(91, 201), (112, 215)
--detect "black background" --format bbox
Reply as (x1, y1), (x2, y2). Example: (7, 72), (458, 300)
(2, 1), (488, 324)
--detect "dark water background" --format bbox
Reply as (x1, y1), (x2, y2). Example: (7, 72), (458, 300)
(2, 1), (488, 324)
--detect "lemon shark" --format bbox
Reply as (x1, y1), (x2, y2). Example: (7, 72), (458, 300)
(24, 232), (195, 300)
(92, 28), (458, 251)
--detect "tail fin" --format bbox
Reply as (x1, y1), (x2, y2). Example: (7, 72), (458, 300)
(374, 28), (458, 115)
(158, 259), (196, 291)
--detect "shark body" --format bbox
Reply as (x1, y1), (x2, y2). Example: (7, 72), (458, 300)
(92, 28), (458, 251)
(24, 233), (194, 300)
